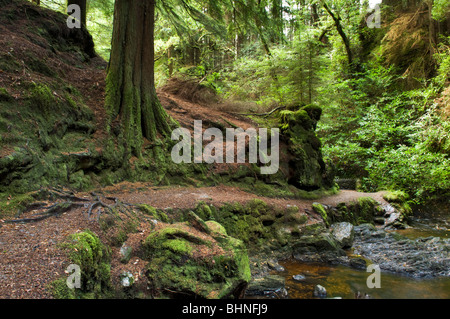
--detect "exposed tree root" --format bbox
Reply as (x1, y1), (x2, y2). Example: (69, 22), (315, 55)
(231, 106), (286, 118)
(4, 187), (136, 224)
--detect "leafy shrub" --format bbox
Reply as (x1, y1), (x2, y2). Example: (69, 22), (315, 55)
(319, 63), (450, 203)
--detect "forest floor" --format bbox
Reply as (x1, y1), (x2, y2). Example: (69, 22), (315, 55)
(0, 181), (389, 299)
(0, 2), (393, 298)
(0, 58), (390, 297)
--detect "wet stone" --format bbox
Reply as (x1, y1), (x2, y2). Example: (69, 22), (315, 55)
(292, 274), (306, 281)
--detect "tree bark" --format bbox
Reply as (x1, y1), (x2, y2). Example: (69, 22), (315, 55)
(67, 0), (87, 26)
(311, 3), (320, 25)
(105, 0), (175, 156)
(271, 0), (283, 43)
(322, 1), (354, 71)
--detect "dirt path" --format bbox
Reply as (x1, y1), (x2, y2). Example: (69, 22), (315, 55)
(101, 182), (388, 212)
(0, 184), (388, 299)
(0, 2), (393, 300)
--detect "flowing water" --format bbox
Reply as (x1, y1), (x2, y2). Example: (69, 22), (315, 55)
(279, 260), (450, 299)
(394, 205), (449, 240)
(277, 207), (450, 299)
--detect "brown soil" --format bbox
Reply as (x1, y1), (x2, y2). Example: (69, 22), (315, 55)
(0, 182), (388, 299)
(0, 1), (391, 300)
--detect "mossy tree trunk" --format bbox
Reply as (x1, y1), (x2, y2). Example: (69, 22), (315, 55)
(105, 0), (175, 156)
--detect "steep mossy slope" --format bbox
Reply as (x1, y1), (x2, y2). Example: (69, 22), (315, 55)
(0, 0), (105, 196)
(0, 0), (334, 211)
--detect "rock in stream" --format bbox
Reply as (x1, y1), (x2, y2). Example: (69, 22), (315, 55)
(352, 224), (450, 278)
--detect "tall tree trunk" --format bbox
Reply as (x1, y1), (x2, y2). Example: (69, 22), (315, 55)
(255, 0), (273, 57)
(67, 0), (87, 26)
(322, 1), (354, 72)
(105, 0), (175, 156)
(308, 34), (313, 104)
(426, 0), (437, 52)
(311, 3), (320, 25)
(271, 0), (283, 43)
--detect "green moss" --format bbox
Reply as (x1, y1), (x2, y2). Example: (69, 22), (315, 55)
(25, 52), (58, 78)
(312, 197), (380, 227)
(0, 52), (21, 73)
(279, 109), (314, 132)
(277, 106), (329, 191)
(144, 227), (208, 255)
(383, 190), (409, 203)
(245, 198), (269, 217)
(28, 83), (56, 115)
(138, 203), (158, 216)
(162, 238), (194, 255)
(198, 200), (315, 250)
(239, 180), (292, 198)
(69, 170), (93, 191)
(302, 222), (327, 235)
(49, 278), (77, 300)
(206, 220), (228, 236)
(312, 203), (329, 227)
(144, 220), (251, 299)
(285, 212), (308, 225)
(294, 233), (343, 253)
(0, 192), (35, 219)
(356, 197), (378, 224)
(383, 190), (413, 219)
(302, 105), (323, 123)
(221, 201), (269, 244)
(397, 201), (412, 217)
(185, 211), (212, 234)
(286, 205), (300, 215)
(56, 230), (112, 299)
(194, 201), (214, 220)
(138, 204), (170, 223)
(0, 74), (99, 194)
(0, 87), (12, 101)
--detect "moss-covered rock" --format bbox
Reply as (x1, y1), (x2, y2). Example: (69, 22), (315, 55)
(313, 197), (381, 227)
(355, 197), (379, 224)
(245, 198), (269, 217)
(312, 203), (330, 227)
(143, 217), (251, 299)
(383, 190), (413, 221)
(138, 204), (170, 223)
(278, 107), (333, 191)
(205, 220), (228, 237)
(383, 190), (409, 203)
(214, 201), (266, 245)
(53, 230), (112, 299)
(292, 232), (346, 262)
(186, 210), (211, 234)
(193, 201), (214, 221)
(190, 200), (312, 252)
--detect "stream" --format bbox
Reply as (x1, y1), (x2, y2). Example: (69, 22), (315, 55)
(279, 259), (450, 299)
(274, 207), (450, 299)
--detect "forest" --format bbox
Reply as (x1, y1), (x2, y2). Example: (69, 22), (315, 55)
(0, 0), (448, 301)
